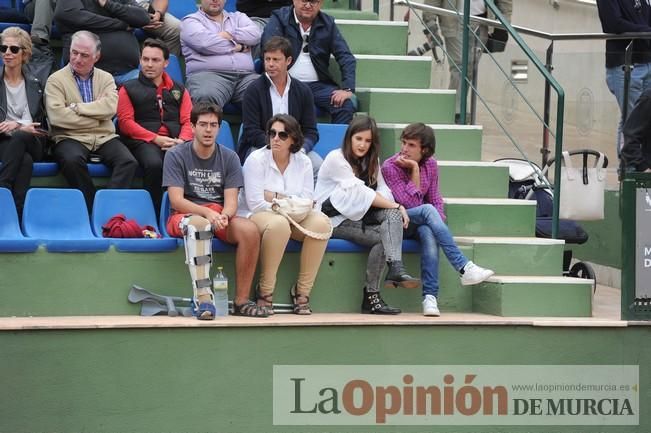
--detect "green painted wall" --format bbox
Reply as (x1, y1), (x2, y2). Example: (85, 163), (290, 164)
(1, 325), (649, 433)
(573, 190), (622, 269)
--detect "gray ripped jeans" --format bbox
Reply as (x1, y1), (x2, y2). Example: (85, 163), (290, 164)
(333, 208), (404, 292)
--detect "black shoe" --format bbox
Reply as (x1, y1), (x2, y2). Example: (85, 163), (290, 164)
(361, 288), (401, 315)
(384, 260), (420, 289)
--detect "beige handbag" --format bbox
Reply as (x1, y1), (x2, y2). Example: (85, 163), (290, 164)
(559, 151), (606, 221)
(271, 198), (332, 240)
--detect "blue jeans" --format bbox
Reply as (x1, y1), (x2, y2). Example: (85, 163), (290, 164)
(406, 204), (468, 298)
(308, 81), (356, 124)
(605, 62), (651, 153)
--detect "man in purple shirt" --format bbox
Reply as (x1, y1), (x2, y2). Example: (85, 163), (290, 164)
(381, 123), (494, 316)
(180, 0), (261, 108)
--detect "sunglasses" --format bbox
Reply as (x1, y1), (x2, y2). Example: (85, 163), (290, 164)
(302, 34), (309, 53)
(0, 45), (22, 54)
(268, 129), (289, 140)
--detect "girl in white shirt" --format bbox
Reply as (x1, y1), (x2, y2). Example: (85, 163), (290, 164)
(314, 115), (420, 315)
(240, 114), (331, 315)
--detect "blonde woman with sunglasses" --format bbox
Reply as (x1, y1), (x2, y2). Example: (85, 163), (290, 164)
(0, 26), (47, 218)
(239, 113), (331, 315)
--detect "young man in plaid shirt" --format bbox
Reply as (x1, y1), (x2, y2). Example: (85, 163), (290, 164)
(381, 123), (494, 316)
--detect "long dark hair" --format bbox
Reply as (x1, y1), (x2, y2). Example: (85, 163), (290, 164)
(341, 115), (381, 187)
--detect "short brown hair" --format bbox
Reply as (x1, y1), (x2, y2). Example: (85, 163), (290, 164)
(400, 123), (436, 160)
(191, 101), (223, 125)
(142, 38), (170, 60)
(1, 26), (32, 64)
(263, 36), (292, 59)
(265, 114), (304, 153)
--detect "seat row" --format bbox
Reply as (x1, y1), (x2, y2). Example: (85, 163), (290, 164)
(0, 122), (348, 179)
(0, 187), (422, 254)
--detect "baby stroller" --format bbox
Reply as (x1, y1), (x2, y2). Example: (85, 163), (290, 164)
(495, 150), (609, 292)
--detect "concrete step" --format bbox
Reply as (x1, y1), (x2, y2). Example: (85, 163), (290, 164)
(444, 198), (537, 237)
(456, 236), (565, 276)
(337, 20), (408, 55)
(330, 55), (432, 89)
(473, 276), (594, 317)
(357, 88), (455, 124)
(438, 161), (509, 199)
(322, 8), (378, 19)
(378, 123), (483, 161)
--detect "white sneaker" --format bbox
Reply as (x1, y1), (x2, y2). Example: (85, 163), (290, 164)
(460, 261), (495, 286)
(422, 295), (440, 316)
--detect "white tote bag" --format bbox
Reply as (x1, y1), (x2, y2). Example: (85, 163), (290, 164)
(559, 151), (606, 220)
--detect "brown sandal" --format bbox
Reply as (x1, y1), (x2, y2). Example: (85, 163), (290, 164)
(290, 284), (312, 315)
(232, 300), (270, 318)
(256, 286), (274, 315)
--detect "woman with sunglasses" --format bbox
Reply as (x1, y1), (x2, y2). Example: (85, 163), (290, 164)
(0, 27), (47, 217)
(239, 114), (331, 315)
(314, 115), (419, 315)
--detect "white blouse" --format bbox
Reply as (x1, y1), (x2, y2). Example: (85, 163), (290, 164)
(314, 149), (393, 228)
(238, 146), (314, 217)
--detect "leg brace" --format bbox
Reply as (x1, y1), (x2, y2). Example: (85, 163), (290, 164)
(181, 215), (214, 311)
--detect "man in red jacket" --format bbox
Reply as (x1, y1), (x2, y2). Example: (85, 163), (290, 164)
(117, 38), (193, 213)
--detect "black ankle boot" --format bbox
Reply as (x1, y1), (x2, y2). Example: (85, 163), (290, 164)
(384, 260), (421, 289)
(361, 288), (401, 315)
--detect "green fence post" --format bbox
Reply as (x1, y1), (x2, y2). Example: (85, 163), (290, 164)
(459, 0), (471, 125)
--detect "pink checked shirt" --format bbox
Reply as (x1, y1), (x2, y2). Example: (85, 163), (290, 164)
(381, 153), (446, 221)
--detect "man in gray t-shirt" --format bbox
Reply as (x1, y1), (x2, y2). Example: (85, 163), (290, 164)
(162, 102), (268, 319)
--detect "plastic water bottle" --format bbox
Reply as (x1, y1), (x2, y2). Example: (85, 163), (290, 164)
(212, 266), (229, 317)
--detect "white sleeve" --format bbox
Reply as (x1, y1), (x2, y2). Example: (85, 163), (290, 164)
(376, 166), (395, 202)
(243, 154), (272, 213)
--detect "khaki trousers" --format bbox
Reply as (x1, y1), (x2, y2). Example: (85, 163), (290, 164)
(250, 211), (330, 297)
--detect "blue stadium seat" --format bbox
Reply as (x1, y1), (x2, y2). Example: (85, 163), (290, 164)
(0, 188), (39, 252)
(166, 54), (183, 83)
(217, 119), (235, 151)
(22, 188), (110, 252)
(32, 162), (58, 177)
(167, 0), (199, 19)
(92, 189), (178, 252)
(314, 123), (347, 158)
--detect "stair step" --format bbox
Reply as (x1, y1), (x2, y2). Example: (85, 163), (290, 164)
(443, 198), (537, 237)
(337, 20), (408, 55)
(378, 123), (483, 161)
(331, 55), (431, 88)
(438, 161), (509, 198)
(456, 236), (565, 276)
(322, 8), (378, 20)
(473, 276), (593, 317)
(357, 88), (455, 124)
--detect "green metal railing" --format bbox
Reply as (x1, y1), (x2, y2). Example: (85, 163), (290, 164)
(396, 0), (566, 238)
(483, 0), (566, 240)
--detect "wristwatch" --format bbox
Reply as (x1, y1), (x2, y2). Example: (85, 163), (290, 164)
(69, 103), (79, 114)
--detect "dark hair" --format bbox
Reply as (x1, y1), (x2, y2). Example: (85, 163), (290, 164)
(142, 38), (170, 60)
(263, 36), (292, 59)
(265, 114), (304, 153)
(341, 115), (381, 186)
(400, 123), (436, 159)
(190, 101), (223, 125)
